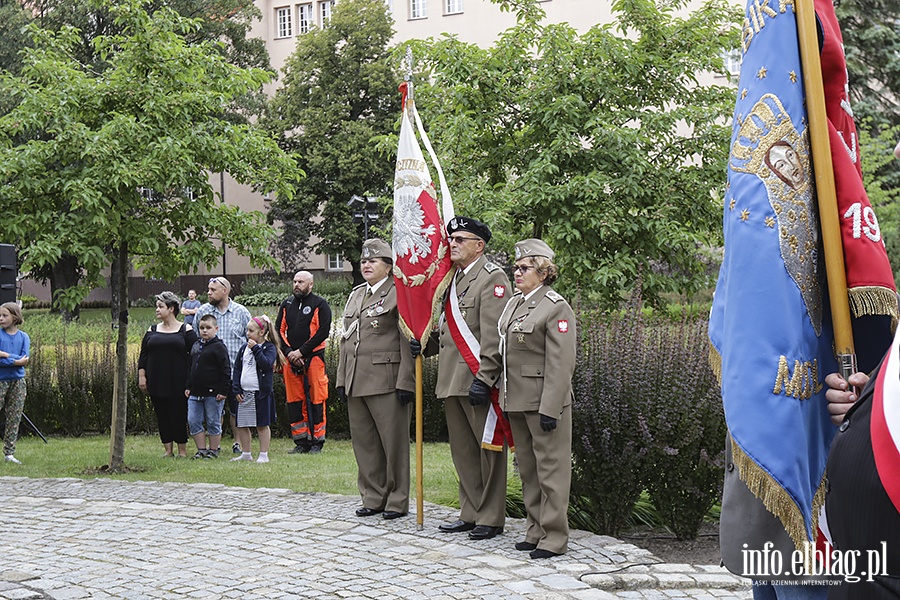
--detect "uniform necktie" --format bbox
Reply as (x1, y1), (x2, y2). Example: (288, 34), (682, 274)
(363, 287), (373, 305)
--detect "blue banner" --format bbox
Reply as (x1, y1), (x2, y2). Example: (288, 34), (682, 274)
(709, 0), (837, 550)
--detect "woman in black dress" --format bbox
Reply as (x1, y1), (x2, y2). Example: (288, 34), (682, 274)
(138, 291), (198, 457)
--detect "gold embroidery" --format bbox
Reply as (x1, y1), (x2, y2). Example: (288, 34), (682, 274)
(765, 216), (775, 228)
(740, 208), (750, 221)
(757, 66), (768, 79)
(789, 70), (797, 83)
(729, 198), (736, 211)
(773, 355), (822, 399)
(730, 94), (821, 335)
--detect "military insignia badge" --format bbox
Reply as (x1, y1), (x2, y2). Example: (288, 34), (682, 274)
(363, 247), (370, 258)
(494, 285), (505, 298)
(517, 334), (525, 344)
(557, 320), (569, 333)
(302, 306), (311, 315)
(371, 320), (379, 330)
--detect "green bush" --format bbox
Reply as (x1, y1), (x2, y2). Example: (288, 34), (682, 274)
(571, 290), (725, 538)
(23, 332), (448, 442)
(25, 335), (155, 436)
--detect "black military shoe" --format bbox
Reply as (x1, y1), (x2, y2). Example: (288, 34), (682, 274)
(355, 507), (383, 517)
(438, 519), (475, 533)
(468, 525), (503, 540)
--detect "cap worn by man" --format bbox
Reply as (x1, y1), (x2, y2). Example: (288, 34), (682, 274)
(447, 216), (492, 243)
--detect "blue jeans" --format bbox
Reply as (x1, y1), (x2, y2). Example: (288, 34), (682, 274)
(752, 581), (828, 600)
(188, 396), (224, 436)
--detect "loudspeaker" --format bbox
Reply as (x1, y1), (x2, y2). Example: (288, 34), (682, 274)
(0, 244), (16, 304)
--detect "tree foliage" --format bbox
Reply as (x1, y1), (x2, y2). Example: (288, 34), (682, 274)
(0, 0), (300, 467)
(410, 0), (740, 307)
(0, 0), (271, 316)
(264, 0), (399, 277)
(836, 0), (900, 131)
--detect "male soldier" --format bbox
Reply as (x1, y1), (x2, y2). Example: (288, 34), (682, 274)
(276, 271), (332, 454)
(193, 277), (251, 455)
(415, 216), (510, 540)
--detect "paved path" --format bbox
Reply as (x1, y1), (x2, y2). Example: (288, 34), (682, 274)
(0, 477), (751, 599)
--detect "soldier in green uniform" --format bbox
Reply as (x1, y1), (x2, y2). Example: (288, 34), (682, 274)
(337, 238), (415, 520)
(499, 239), (576, 559)
(432, 217), (510, 541)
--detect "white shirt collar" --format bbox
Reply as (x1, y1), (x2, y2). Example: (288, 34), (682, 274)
(367, 276), (389, 295)
(523, 285), (543, 301)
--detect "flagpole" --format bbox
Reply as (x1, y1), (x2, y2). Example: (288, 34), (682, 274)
(795, 0), (857, 380)
(404, 46), (426, 532)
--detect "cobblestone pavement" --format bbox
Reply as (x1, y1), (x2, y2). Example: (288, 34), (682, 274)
(0, 477), (752, 599)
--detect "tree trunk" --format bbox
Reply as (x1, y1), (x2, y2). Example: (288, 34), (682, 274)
(108, 240), (129, 471)
(49, 254), (81, 322)
(109, 244), (121, 323)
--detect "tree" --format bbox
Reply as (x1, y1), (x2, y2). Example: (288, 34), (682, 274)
(411, 0), (740, 307)
(264, 0), (399, 281)
(0, 0), (300, 469)
(0, 0), (271, 318)
(836, 0), (900, 131)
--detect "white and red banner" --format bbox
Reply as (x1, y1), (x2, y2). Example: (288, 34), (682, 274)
(392, 82), (454, 343)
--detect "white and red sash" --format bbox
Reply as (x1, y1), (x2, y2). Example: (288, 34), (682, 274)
(872, 327), (900, 513)
(445, 271), (513, 452)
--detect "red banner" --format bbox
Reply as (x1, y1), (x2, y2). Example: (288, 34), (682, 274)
(392, 83), (453, 343)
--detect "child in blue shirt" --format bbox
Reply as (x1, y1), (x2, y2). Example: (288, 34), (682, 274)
(0, 302), (30, 464)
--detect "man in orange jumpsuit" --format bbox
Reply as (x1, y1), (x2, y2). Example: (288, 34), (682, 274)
(276, 271), (332, 454)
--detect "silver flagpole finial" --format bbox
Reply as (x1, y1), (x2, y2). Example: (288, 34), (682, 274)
(404, 46), (414, 105)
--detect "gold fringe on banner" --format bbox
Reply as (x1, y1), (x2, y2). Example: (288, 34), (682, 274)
(708, 342), (722, 387)
(732, 440), (826, 557)
(848, 285), (899, 333)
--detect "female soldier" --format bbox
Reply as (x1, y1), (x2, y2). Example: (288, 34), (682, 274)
(336, 238), (415, 520)
(499, 239), (576, 558)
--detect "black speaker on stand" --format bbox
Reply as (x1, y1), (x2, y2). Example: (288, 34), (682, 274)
(0, 244), (15, 304)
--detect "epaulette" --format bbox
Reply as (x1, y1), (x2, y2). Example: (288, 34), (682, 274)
(351, 282), (367, 292)
(483, 262), (499, 273)
(545, 290), (564, 303)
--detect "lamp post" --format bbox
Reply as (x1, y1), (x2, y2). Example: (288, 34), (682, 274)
(348, 194), (380, 240)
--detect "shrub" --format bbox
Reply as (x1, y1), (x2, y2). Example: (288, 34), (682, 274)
(571, 293), (653, 536)
(24, 334), (155, 436)
(571, 289), (725, 538)
(641, 317), (725, 540)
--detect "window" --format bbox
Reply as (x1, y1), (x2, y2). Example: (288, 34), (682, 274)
(327, 253), (344, 271)
(722, 48), (741, 78)
(445, 0), (461, 13)
(298, 3), (313, 34)
(319, 0), (334, 25)
(410, 0), (427, 18)
(276, 6), (292, 38)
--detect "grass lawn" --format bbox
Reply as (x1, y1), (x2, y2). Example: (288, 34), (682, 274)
(3, 434), (522, 510)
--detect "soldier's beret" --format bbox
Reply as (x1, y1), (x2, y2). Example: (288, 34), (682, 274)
(514, 238), (555, 261)
(446, 216), (492, 243)
(361, 238), (392, 260)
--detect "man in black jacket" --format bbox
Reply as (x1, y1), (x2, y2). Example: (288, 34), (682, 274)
(276, 271), (332, 454)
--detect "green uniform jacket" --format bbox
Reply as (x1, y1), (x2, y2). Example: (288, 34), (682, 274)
(436, 255), (510, 397)
(337, 279), (415, 397)
(499, 286), (576, 416)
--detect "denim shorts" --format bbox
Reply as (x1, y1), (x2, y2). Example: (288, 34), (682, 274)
(187, 396), (225, 436)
